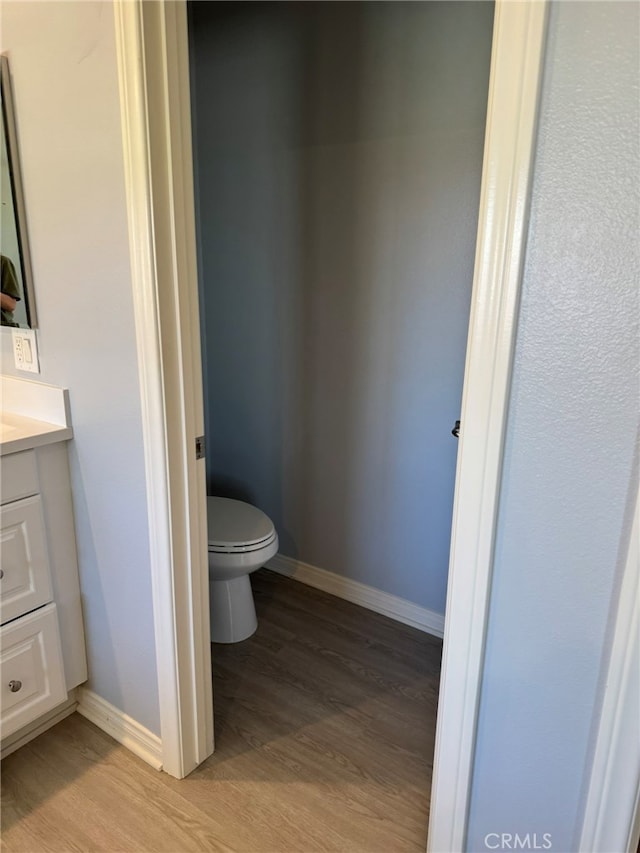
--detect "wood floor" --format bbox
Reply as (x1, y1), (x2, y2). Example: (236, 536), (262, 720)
(1, 569), (442, 852)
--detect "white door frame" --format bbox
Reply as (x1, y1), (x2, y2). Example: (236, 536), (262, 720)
(578, 487), (640, 853)
(112, 0), (549, 814)
(113, 0), (213, 779)
(427, 2), (548, 848)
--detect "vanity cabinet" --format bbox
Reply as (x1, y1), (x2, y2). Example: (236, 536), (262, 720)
(0, 441), (87, 741)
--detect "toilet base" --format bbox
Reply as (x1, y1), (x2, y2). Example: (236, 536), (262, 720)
(209, 574), (257, 643)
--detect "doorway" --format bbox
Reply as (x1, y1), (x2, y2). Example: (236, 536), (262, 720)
(113, 1), (548, 849)
(188, 0), (494, 632)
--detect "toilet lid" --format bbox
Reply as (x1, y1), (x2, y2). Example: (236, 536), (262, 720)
(207, 496), (275, 549)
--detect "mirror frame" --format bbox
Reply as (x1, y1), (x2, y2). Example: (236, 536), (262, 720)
(1, 54), (37, 328)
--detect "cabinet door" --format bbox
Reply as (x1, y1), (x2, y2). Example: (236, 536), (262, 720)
(0, 603), (67, 739)
(0, 451), (39, 505)
(0, 496), (53, 624)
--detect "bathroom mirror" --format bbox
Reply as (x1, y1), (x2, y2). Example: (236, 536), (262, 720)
(1, 55), (36, 328)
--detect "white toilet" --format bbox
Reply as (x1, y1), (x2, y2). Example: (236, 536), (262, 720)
(207, 496), (279, 643)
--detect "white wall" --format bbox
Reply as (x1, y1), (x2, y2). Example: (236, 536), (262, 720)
(466, 2), (639, 849)
(0, 2), (160, 735)
(190, 1), (494, 615)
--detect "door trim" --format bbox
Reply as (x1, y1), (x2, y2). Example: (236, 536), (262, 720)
(578, 488), (640, 853)
(113, 0), (213, 779)
(427, 2), (548, 849)
(114, 0), (549, 826)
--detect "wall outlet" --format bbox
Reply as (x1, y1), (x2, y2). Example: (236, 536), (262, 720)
(12, 328), (40, 373)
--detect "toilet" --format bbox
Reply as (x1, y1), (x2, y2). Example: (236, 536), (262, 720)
(207, 496), (279, 643)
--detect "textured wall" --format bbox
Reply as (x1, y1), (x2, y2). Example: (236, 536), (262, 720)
(190, 1), (494, 613)
(0, 2), (160, 734)
(466, 2), (639, 849)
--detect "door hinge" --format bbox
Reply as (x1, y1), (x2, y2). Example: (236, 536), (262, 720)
(195, 435), (206, 460)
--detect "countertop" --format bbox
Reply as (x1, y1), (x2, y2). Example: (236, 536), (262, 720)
(0, 410), (73, 456)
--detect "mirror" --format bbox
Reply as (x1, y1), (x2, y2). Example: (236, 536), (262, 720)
(1, 55), (36, 328)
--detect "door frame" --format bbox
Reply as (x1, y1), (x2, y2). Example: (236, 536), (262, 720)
(112, 0), (546, 837)
(427, 2), (548, 848)
(578, 487), (640, 853)
(113, 0), (213, 779)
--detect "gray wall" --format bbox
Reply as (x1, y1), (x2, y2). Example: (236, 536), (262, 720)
(466, 2), (639, 849)
(0, 2), (160, 735)
(190, 1), (494, 614)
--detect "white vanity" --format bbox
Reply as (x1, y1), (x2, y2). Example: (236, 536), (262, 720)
(0, 376), (87, 752)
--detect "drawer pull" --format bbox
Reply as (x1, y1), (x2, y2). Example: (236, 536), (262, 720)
(8, 680), (22, 693)
(0, 569), (3, 579)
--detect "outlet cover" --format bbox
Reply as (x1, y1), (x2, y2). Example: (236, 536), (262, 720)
(12, 328), (40, 373)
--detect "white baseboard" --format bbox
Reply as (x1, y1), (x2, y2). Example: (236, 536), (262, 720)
(1, 690), (78, 760)
(267, 554), (445, 639)
(77, 687), (163, 771)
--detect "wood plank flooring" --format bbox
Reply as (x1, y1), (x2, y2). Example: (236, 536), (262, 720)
(1, 569), (442, 852)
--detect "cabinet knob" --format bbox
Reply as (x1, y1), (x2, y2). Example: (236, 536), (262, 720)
(8, 680), (22, 693)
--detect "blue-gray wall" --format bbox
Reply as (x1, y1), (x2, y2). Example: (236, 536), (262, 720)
(466, 2), (639, 850)
(190, 1), (494, 614)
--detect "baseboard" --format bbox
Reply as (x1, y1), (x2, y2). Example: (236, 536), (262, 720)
(267, 554), (445, 639)
(77, 687), (163, 771)
(1, 690), (79, 760)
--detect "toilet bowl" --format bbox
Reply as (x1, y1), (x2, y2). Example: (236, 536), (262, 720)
(207, 496), (278, 643)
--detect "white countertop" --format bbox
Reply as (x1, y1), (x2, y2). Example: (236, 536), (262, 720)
(0, 410), (73, 455)
(1, 375), (73, 455)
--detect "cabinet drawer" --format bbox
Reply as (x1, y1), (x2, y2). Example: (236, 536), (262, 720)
(0, 451), (39, 505)
(0, 496), (53, 624)
(1, 603), (66, 739)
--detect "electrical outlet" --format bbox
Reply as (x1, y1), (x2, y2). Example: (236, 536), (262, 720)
(12, 328), (40, 373)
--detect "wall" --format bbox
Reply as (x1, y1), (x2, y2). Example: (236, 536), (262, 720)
(190, 1), (494, 614)
(0, 2), (160, 735)
(466, 2), (639, 850)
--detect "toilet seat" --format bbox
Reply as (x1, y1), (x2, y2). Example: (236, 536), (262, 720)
(207, 496), (276, 554)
